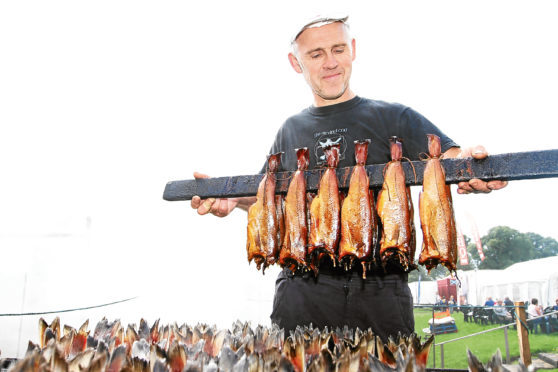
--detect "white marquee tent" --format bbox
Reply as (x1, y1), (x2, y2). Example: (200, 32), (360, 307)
(409, 256), (558, 307)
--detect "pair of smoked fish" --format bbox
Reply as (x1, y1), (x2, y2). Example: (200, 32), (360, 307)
(246, 134), (457, 277)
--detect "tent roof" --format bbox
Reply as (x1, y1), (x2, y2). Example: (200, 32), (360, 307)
(505, 255), (558, 274)
(451, 256), (558, 284)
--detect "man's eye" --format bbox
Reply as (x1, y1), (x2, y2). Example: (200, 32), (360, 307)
(311, 54), (321, 59)
(334, 48), (345, 54)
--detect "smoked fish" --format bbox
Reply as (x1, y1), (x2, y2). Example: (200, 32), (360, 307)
(308, 145), (341, 270)
(246, 152), (284, 272)
(338, 140), (376, 275)
(418, 134), (457, 273)
(279, 148), (310, 273)
(377, 137), (416, 270)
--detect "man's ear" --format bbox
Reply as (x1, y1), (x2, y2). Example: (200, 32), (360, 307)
(288, 53), (303, 73)
(351, 38), (356, 61)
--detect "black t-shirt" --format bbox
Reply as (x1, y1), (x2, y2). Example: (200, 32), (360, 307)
(264, 96), (458, 172)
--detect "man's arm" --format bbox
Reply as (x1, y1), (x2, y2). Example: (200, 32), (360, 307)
(442, 146), (508, 194)
(190, 172), (256, 217)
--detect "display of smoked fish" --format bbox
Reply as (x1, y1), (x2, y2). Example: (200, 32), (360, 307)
(338, 140), (377, 276)
(308, 144), (341, 272)
(246, 152), (284, 272)
(377, 137), (416, 271)
(279, 148), (310, 273)
(418, 134), (457, 273)
(10, 317), (441, 372)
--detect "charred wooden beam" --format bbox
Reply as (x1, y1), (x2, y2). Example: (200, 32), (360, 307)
(163, 149), (558, 201)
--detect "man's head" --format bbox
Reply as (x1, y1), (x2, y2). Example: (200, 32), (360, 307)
(288, 16), (355, 107)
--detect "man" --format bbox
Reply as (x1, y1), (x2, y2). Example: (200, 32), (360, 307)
(504, 296), (515, 321)
(484, 297), (495, 307)
(504, 296), (513, 308)
(191, 16), (507, 341)
(493, 299), (512, 324)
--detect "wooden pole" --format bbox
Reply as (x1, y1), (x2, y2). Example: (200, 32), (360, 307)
(514, 301), (531, 366)
(504, 326), (510, 364)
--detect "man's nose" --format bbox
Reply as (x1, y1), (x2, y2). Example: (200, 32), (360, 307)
(323, 52), (339, 69)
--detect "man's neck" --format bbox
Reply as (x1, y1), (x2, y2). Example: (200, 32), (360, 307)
(313, 89), (356, 107)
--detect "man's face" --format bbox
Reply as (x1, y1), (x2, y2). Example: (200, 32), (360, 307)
(289, 22), (356, 106)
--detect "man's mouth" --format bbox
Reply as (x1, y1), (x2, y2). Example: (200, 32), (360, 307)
(323, 72), (341, 81)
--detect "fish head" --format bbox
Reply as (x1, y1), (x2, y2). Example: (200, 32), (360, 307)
(295, 147), (310, 171)
(323, 144), (340, 168)
(267, 152), (284, 173)
(389, 137), (403, 161)
(354, 139), (370, 165)
(426, 134), (441, 158)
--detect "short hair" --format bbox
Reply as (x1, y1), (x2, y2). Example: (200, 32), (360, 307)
(531, 298), (538, 305)
(291, 21), (352, 57)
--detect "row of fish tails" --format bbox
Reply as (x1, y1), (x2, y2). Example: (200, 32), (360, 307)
(6, 317), (437, 372)
(246, 134), (457, 277)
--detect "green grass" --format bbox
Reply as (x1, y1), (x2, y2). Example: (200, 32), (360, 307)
(413, 308), (558, 370)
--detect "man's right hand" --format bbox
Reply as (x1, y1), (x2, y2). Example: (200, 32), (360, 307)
(190, 172), (255, 217)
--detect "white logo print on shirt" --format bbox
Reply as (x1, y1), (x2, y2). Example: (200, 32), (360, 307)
(314, 133), (347, 165)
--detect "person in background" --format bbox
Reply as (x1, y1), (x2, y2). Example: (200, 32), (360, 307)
(551, 298), (558, 332)
(484, 297), (495, 307)
(440, 296), (448, 312)
(504, 296), (513, 308)
(448, 295), (456, 313)
(527, 298), (549, 334)
(504, 296), (515, 321)
(493, 299), (512, 324)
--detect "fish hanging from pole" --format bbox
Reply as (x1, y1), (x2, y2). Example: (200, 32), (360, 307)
(308, 144), (342, 273)
(418, 134), (458, 274)
(279, 148), (310, 273)
(338, 139), (377, 277)
(246, 152), (284, 273)
(377, 137), (416, 271)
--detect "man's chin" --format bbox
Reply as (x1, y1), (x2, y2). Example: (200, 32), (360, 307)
(316, 89), (346, 101)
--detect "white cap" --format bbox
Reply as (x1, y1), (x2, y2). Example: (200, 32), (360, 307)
(291, 14), (349, 44)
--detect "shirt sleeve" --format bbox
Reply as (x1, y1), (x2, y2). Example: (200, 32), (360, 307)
(397, 107), (459, 160)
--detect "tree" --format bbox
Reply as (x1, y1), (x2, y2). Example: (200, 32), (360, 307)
(524, 232), (558, 258)
(408, 264), (448, 282)
(409, 225), (558, 275)
(478, 226), (533, 269)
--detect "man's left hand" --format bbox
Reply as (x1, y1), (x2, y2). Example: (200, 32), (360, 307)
(443, 146), (508, 194)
